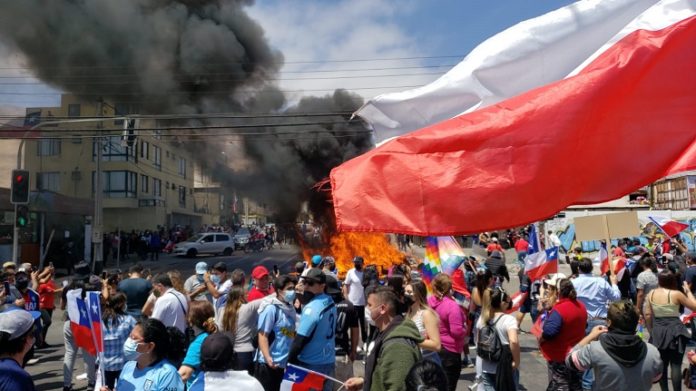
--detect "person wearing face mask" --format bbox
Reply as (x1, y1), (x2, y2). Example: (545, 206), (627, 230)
(178, 301), (218, 388)
(254, 275), (297, 391)
(203, 262), (232, 315)
(345, 286), (423, 391)
(248, 266), (275, 302)
(427, 273), (465, 391)
(101, 292), (137, 389)
(327, 274), (360, 388)
(287, 269), (337, 389)
(101, 318), (185, 391)
(343, 256), (367, 351)
(185, 262), (211, 303)
(0, 309), (38, 391)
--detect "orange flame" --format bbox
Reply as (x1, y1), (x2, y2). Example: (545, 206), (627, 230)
(301, 232), (406, 278)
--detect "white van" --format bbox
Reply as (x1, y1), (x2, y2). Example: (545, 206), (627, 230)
(173, 232), (234, 257)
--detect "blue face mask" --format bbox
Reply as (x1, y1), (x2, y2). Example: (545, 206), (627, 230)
(284, 290), (296, 304)
(123, 337), (142, 361)
(211, 274), (221, 284)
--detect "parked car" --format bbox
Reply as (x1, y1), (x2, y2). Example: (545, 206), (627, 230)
(173, 232), (234, 258)
(233, 228), (251, 250)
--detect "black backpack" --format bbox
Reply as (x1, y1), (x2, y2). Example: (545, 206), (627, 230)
(477, 315), (503, 362)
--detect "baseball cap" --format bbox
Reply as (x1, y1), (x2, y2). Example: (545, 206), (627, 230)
(2, 261), (15, 270)
(251, 266), (269, 280)
(491, 237), (498, 242)
(0, 309), (36, 340)
(195, 262), (208, 275)
(301, 268), (326, 285)
(311, 255), (322, 266)
(324, 274), (341, 295)
(200, 332), (235, 371)
(544, 273), (567, 289)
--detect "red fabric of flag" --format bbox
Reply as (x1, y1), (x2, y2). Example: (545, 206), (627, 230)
(331, 16), (696, 236)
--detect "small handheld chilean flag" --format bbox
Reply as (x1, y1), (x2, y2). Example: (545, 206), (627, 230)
(280, 364), (328, 391)
(524, 225), (559, 281)
(86, 291), (104, 353)
(67, 289), (97, 356)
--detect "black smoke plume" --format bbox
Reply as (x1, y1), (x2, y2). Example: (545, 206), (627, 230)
(0, 0), (373, 223)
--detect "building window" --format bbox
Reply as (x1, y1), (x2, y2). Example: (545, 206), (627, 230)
(37, 172), (60, 191)
(68, 104), (81, 118)
(141, 175), (149, 194)
(93, 170), (137, 198)
(153, 146), (161, 170)
(178, 157), (186, 178)
(153, 178), (162, 197)
(178, 186), (186, 207)
(140, 141), (149, 159)
(37, 139), (61, 156)
(93, 136), (135, 161)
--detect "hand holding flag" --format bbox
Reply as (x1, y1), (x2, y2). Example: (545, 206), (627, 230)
(280, 364), (343, 391)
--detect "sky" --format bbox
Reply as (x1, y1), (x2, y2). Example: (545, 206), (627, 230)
(0, 0), (577, 113)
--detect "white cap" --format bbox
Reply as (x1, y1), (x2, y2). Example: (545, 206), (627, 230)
(195, 262), (208, 275)
(544, 273), (568, 289)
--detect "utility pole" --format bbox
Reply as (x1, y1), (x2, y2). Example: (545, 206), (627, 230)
(92, 101), (104, 274)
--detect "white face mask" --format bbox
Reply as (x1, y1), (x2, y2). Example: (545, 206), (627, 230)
(365, 308), (375, 326)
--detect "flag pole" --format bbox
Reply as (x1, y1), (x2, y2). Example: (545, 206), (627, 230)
(85, 291), (106, 386)
(602, 216), (615, 277)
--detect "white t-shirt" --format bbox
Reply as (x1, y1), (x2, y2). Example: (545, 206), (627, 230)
(475, 313), (518, 374)
(152, 288), (189, 334)
(344, 268), (365, 306)
(213, 279), (234, 311)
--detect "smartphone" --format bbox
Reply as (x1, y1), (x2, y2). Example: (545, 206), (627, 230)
(3, 281), (10, 294)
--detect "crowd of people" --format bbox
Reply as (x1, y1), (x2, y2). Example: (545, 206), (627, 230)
(3, 229), (696, 391)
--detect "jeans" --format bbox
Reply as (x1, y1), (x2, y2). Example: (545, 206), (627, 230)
(354, 305), (367, 343)
(481, 370), (519, 391)
(658, 347), (684, 391)
(63, 321), (96, 387)
(582, 318), (607, 390)
(255, 362), (285, 391)
(439, 348), (462, 391)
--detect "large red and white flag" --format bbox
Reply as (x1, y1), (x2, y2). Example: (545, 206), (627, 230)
(649, 216), (689, 237)
(331, 0), (696, 236)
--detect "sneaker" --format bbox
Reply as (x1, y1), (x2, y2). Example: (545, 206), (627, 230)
(25, 358), (40, 365)
(76, 373), (88, 381)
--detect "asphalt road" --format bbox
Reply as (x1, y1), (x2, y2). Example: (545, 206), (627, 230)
(25, 245), (669, 391)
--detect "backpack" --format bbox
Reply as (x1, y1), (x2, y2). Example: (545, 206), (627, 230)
(477, 315), (503, 362)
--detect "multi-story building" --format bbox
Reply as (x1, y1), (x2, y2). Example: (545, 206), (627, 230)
(23, 95), (203, 232)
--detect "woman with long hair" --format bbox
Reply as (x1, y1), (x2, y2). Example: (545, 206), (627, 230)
(179, 301), (217, 388)
(477, 287), (519, 391)
(405, 280), (442, 364)
(539, 278), (586, 390)
(428, 274), (465, 391)
(102, 318), (185, 391)
(101, 292), (137, 389)
(218, 286), (263, 373)
(644, 269), (696, 390)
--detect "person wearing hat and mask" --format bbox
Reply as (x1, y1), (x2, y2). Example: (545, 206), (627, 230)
(539, 274), (586, 390)
(248, 266), (274, 302)
(327, 273), (359, 387)
(0, 309), (38, 390)
(344, 256), (367, 350)
(288, 268), (338, 389)
(185, 262), (211, 303)
(189, 332), (263, 391)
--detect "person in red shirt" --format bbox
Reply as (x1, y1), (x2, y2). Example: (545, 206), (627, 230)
(247, 266), (274, 302)
(37, 265), (60, 348)
(486, 238), (503, 256)
(514, 236), (530, 268)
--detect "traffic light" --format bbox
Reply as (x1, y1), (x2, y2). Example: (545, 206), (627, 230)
(16, 205), (29, 227)
(10, 169), (29, 204)
(121, 118), (138, 148)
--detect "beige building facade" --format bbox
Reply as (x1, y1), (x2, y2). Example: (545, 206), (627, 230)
(23, 95), (205, 232)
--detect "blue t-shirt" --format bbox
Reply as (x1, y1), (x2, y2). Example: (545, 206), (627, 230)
(254, 303), (296, 368)
(0, 358), (36, 391)
(182, 332), (209, 388)
(118, 278), (153, 316)
(116, 359), (184, 391)
(296, 294), (336, 365)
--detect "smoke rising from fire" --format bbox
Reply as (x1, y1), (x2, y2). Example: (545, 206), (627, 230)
(0, 0), (374, 222)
